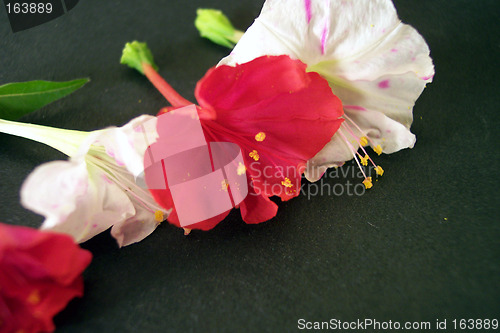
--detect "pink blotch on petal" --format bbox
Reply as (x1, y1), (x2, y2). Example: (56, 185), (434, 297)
(391, 48), (398, 53)
(106, 149), (125, 166)
(378, 80), (390, 89)
(76, 179), (88, 193)
(102, 174), (113, 184)
(421, 74), (434, 81)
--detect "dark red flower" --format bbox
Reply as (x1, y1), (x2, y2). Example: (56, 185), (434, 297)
(0, 223), (92, 333)
(144, 55), (343, 231)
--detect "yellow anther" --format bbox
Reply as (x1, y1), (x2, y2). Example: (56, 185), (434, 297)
(363, 177), (373, 189)
(154, 210), (164, 222)
(359, 136), (368, 147)
(237, 162), (246, 175)
(249, 150), (260, 161)
(183, 228), (192, 236)
(255, 132), (266, 142)
(27, 290), (41, 305)
(373, 145), (383, 155)
(375, 166), (384, 176)
(360, 155), (369, 166)
(221, 179), (229, 191)
(281, 177), (293, 188)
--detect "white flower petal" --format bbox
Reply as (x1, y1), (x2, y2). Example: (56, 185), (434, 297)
(110, 205), (161, 247)
(21, 160), (89, 228)
(344, 106), (416, 154)
(21, 159), (135, 243)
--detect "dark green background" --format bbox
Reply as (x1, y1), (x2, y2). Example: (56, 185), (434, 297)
(1, 1), (499, 332)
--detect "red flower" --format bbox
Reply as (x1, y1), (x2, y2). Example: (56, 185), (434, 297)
(143, 55), (343, 231)
(0, 223), (92, 333)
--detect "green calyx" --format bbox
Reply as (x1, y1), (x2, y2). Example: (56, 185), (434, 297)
(195, 9), (243, 49)
(120, 41), (159, 74)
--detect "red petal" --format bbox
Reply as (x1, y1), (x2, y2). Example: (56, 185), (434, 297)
(239, 187), (278, 224)
(0, 223), (91, 333)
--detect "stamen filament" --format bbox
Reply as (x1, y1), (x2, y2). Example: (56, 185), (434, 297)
(341, 122), (382, 170)
(87, 154), (164, 214)
(343, 113), (375, 147)
(343, 114), (383, 155)
(337, 128), (367, 180)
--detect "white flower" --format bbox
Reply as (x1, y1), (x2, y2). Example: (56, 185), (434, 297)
(0, 116), (169, 247)
(220, 0), (434, 182)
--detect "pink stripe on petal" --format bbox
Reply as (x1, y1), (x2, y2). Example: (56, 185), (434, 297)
(344, 105), (367, 111)
(320, 0), (330, 55)
(321, 26), (328, 54)
(304, 0), (312, 23)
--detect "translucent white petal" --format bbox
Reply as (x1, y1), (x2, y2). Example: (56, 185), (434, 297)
(344, 106), (416, 154)
(21, 160), (89, 228)
(110, 204), (161, 247)
(21, 160), (135, 243)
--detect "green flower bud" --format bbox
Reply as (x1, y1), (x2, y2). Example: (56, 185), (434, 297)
(195, 9), (244, 48)
(120, 41), (158, 74)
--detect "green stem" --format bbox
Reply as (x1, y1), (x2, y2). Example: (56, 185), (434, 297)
(0, 119), (90, 156)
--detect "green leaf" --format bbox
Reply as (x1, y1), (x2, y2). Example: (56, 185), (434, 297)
(0, 78), (90, 120)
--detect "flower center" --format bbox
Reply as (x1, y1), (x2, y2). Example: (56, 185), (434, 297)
(86, 147), (165, 220)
